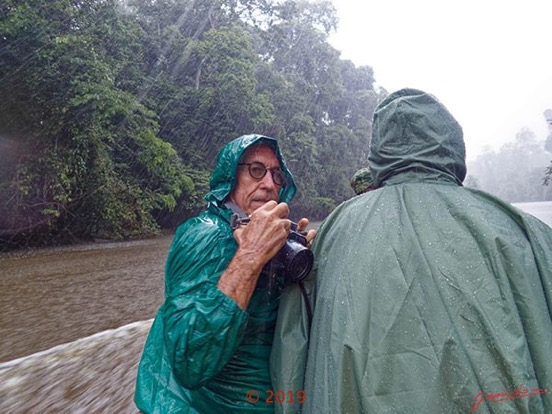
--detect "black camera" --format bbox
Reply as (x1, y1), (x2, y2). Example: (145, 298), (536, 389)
(230, 214), (314, 284)
(272, 221), (314, 284)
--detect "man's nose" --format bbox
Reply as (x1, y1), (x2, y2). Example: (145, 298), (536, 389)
(259, 171), (278, 189)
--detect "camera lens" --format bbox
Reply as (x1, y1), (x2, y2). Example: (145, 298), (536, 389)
(280, 240), (314, 283)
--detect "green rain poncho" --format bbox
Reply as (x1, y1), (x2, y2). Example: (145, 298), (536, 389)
(271, 89), (552, 414)
(135, 134), (296, 414)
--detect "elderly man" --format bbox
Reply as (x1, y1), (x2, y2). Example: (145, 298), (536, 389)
(272, 89), (552, 414)
(135, 134), (315, 414)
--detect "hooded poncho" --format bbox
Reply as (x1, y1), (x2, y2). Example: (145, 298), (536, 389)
(135, 134), (296, 414)
(271, 89), (552, 414)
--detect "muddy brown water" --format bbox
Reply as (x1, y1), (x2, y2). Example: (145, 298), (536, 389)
(2, 203), (548, 363)
(0, 205), (548, 412)
(0, 218), (323, 363)
(0, 223), (321, 413)
(0, 235), (172, 363)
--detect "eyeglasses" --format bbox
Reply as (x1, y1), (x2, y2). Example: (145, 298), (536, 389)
(238, 162), (286, 186)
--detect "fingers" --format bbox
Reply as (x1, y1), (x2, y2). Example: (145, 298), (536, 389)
(234, 202), (291, 261)
(249, 202), (290, 229)
(306, 229), (317, 245)
(296, 217), (316, 248)
(296, 217), (309, 232)
(282, 218), (292, 232)
(250, 201), (289, 220)
(271, 201), (290, 218)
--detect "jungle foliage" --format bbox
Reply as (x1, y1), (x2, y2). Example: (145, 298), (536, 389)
(0, 0), (384, 248)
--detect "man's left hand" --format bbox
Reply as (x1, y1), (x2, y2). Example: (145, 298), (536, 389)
(296, 218), (317, 248)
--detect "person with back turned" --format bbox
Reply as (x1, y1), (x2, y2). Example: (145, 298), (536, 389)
(135, 134), (316, 414)
(271, 89), (552, 414)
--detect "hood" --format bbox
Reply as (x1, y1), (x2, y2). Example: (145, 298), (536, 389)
(368, 88), (467, 187)
(205, 134), (297, 206)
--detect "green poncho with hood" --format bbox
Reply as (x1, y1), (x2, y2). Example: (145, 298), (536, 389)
(135, 134), (296, 414)
(271, 89), (552, 414)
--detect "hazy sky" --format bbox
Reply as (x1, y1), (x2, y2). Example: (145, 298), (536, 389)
(328, 0), (552, 161)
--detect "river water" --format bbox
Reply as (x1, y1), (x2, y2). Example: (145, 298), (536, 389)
(0, 235), (171, 362)
(1, 202), (550, 362)
(0, 235), (172, 413)
(0, 201), (550, 413)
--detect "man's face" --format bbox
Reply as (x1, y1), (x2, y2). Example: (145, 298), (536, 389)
(229, 144), (282, 215)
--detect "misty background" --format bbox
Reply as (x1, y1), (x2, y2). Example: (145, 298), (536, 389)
(467, 123), (552, 202)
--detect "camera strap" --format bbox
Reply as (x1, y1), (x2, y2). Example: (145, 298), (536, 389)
(224, 200), (247, 217)
(224, 200), (250, 229)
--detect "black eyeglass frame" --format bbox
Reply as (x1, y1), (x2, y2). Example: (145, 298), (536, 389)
(237, 162), (286, 186)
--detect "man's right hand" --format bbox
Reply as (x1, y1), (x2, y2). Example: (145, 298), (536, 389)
(233, 201), (291, 269)
(218, 201), (291, 309)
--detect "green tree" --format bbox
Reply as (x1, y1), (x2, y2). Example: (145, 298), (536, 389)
(0, 0), (192, 246)
(253, 0), (382, 217)
(1, 0), (383, 247)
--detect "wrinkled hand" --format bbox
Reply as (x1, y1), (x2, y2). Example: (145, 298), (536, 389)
(233, 201), (291, 267)
(220, 203), (315, 309)
(296, 217), (317, 248)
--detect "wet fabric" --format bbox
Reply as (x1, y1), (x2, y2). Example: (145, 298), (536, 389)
(271, 89), (552, 414)
(135, 134), (296, 414)
(350, 167), (374, 195)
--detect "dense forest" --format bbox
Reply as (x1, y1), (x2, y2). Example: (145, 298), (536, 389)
(1, 0), (551, 250)
(0, 0), (384, 248)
